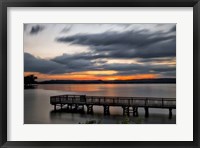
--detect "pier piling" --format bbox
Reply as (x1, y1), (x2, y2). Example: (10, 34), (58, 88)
(169, 108), (172, 119)
(123, 106), (130, 116)
(87, 105), (93, 114)
(104, 105), (110, 115)
(145, 107), (149, 118)
(133, 107), (139, 117)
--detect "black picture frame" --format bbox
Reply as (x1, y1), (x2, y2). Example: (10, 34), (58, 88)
(0, 0), (199, 147)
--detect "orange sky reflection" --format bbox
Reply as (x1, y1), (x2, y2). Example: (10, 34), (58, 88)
(25, 71), (158, 81)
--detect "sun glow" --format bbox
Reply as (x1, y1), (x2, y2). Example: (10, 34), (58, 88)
(24, 71), (158, 81)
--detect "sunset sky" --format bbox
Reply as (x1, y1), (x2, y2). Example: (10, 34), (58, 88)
(24, 24), (176, 81)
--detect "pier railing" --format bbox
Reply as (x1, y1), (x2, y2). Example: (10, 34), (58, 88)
(50, 94), (176, 109)
(50, 94), (176, 118)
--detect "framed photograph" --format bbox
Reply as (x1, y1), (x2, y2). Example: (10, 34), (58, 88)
(0, 0), (199, 147)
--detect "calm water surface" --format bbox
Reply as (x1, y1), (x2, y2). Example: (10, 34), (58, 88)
(24, 84), (176, 124)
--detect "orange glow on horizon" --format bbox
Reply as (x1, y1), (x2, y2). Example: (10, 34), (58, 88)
(24, 71), (158, 81)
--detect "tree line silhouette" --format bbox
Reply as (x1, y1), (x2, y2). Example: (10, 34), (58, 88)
(24, 75), (37, 89)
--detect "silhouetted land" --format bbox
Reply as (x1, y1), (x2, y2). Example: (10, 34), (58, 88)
(38, 78), (175, 84)
(24, 75), (38, 89)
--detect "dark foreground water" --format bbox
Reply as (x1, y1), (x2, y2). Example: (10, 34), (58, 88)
(24, 84), (176, 124)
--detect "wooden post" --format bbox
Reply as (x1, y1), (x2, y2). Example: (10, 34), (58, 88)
(122, 106), (125, 115)
(87, 105), (93, 114)
(145, 98), (148, 106)
(70, 104), (72, 110)
(169, 108), (172, 119)
(133, 107), (139, 117)
(59, 96), (61, 103)
(127, 107), (130, 116)
(66, 104), (68, 110)
(91, 105), (93, 114)
(131, 99), (133, 106)
(86, 105), (89, 113)
(122, 106), (129, 116)
(104, 105), (110, 115)
(82, 105), (84, 111)
(80, 105), (85, 113)
(72, 97), (74, 103)
(145, 107), (149, 118)
(74, 104), (78, 111)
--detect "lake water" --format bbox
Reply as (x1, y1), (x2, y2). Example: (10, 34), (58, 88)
(24, 84), (176, 124)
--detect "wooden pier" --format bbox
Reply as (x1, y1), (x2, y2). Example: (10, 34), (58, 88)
(50, 95), (176, 119)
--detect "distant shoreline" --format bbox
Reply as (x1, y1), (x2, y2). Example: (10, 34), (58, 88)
(37, 78), (176, 84)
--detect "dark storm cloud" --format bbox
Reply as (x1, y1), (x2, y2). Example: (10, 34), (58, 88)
(51, 53), (105, 72)
(103, 63), (175, 74)
(52, 52), (106, 64)
(24, 52), (176, 77)
(51, 53), (175, 76)
(29, 25), (45, 35)
(169, 25), (176, 32)
(24, 52), (67, 74)
(60, 25), (72, 33)
(24, 53), (99, 74)
(115, 69), (176, 77)
(138, 57), (176, 63)
(56, 29), (176, 59)
(56, 30), (172, 47)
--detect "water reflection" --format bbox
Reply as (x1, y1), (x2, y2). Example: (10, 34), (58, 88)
(49, 109), (176, 124)
(38, 84), (176, 98)
(25, 84), (176, 124)
(38, 84), (102, 92)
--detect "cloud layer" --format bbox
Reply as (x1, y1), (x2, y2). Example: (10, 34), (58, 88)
(29, 25), (45, 35)
(24, 24), (176, 79)
(56, 29), (175, 59)
(24, 52), (175, 77)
